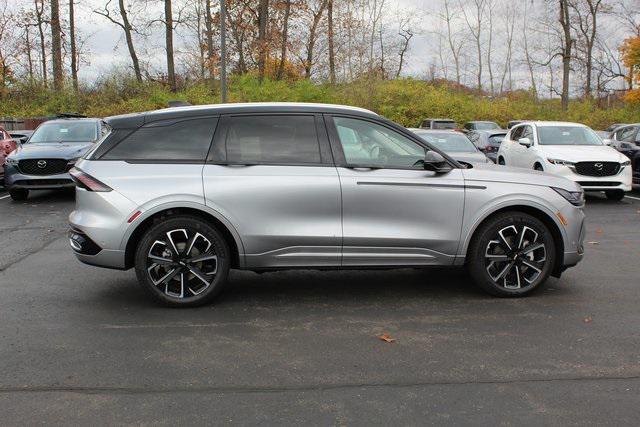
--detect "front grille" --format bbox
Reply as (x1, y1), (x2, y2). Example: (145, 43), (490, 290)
(574, 161), (620, 177)
(18, 159), (68, 175)
(13, 179), (73, 187)
(576, 181), (621, 187)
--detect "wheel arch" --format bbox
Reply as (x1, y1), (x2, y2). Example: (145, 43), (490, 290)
(122, 204), (244, 270)
(463, 204), (565, 277)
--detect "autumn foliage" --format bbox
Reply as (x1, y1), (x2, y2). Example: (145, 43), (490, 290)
(620, 36), (640, 103)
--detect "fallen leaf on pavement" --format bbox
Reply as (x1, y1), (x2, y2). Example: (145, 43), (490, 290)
(595, 228), (603, 234)
(378, 333), (395, 343)
(587, 241), (599, 245)
(583, 316), (593, 323)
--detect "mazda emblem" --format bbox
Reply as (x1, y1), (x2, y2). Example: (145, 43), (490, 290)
(37, 160), (47, 169)
(594, 163), (603, 170)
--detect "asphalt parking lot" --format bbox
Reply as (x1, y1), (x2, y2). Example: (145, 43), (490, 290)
(1, 188), (639, 425)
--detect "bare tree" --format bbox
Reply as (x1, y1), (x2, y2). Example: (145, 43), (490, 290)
(461, 0), (487, 90)
(51, 0), (63, 90)
(559, 0), (573, 110)
(94, 0), (144, 82)
(327, 0), (336, 83)
(69, 0), (78, 91)
(165, 0), (177, 91)
(257, 0), (268, 81)
(569, 0), (604, 97)
(277, 0), (292, 80)
(499, 1), (516, 93)
(396, 23), (413, 78)
(205, 0), (215, 77)
(303, 0), (328, 79)
(440, 0), (465, 84)
(34, 0), (48, 87)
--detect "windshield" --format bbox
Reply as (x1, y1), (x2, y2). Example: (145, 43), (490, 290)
(417, 132), (478, 152)
(537, 126), (603, 146)
(432, 121), (457, 130)
(29, 122), (98, 143)
(474, 122), (500, 130)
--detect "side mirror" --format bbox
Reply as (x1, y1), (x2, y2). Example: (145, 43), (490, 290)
(423, 151), (452, 174)
(518, 137), (532, 147)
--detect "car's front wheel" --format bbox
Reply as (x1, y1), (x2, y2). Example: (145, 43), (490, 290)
(9, 189), (28, 201)
(134, 215), (230, 307)
(467, 211), (556, 297)
(605, 190), (625, 201)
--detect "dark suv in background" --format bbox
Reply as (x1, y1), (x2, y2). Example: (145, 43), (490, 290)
(4, 118), (107, 200)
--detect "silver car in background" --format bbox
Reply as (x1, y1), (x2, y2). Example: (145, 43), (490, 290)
(69, 103), (585, 306)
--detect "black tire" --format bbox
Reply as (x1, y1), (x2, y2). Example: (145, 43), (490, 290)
(9, 189), (28, 201)
(605, 190), (625, 201)
(134, 215), (231, 307)
(534, 163), (544, 171)
(498, 157), (505, 165)
(467, 211), (556, 297)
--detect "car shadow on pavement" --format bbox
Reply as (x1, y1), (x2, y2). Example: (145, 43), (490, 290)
(92, 267), (570, 311)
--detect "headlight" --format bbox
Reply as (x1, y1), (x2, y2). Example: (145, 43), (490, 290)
(553, 187), (584, 207)
(547, 158), (575, 166)
(4, 157), (18, 166)
(621, 160), (631, 167)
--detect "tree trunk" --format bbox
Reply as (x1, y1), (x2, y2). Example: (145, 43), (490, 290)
(276, 0), (291, 80)
(69, 0), (78, 91)
(25, 24), (35, 84)
(165, 0), (177, 91)
(35, 0), (47, 87)
(304, 0), (328, 79)
(118, 0), (142, 82)
(51, 0), (63, 90)
(205, 0), (214, 77)
(559, 0), (572, 110)
(257, 0), (269, 81)
(327, 0), (335, 84)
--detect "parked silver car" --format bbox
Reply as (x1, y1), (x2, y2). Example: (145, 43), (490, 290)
(69, 103), (585, 306)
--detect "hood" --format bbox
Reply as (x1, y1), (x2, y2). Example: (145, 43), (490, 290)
(538, 145), (626, 163)
(8, 142), (94, 160)
(462, 163), (580, 192)
(452, 152), (490, 164)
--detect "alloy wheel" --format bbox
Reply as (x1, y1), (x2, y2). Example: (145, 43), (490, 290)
(484, 225), (547, 290)
(146, 228), (218, 299)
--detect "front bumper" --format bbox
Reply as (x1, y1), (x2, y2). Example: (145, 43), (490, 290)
(545, 163), (632, 192)
(3, 164), (74, 190)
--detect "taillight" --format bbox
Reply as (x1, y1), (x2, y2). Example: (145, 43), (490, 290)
(481, 146), (497, 153)
(69, 167), (112, 192)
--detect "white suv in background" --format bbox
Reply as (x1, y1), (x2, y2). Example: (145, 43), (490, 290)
(497, 121), (632, 201)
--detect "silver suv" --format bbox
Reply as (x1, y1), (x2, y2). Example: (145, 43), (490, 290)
(69, 103), (586, 306)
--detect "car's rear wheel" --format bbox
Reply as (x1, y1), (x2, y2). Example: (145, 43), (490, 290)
(9, 189), (28, 201)
(498, 157), (505, 165)
(534, 163), (544, 171)
(467, 212), (556, 297)
(605, 190), (625, 201)
(134, 215), (230, 307)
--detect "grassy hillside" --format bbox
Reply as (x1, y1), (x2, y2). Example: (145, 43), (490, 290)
(3, 75), (639, 130)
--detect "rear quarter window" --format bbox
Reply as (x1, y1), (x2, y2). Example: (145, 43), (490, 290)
(102, 117), (218, 162)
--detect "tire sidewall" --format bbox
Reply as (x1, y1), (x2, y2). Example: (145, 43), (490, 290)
(468, 212), (556, 297)
(134, 216), (230, 307)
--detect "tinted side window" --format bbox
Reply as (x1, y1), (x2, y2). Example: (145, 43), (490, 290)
(225, 115), (321, 164)
(510, 126), (524, 141)
(521, 126), (533, 140)
(103, 117), (217, 161)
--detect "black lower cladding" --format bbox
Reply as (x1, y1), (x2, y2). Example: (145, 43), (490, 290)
(576, 181), (622, 187)
(13, 179), (73, 187)
(18, 159), (68, 175)
(68, 228), (102, 255)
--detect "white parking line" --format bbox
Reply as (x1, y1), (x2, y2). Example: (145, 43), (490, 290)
(625, 195), (640, 201)
(0, 194), (9, 200)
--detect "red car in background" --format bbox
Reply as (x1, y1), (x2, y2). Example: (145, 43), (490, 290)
(1, 126), (19, 186)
